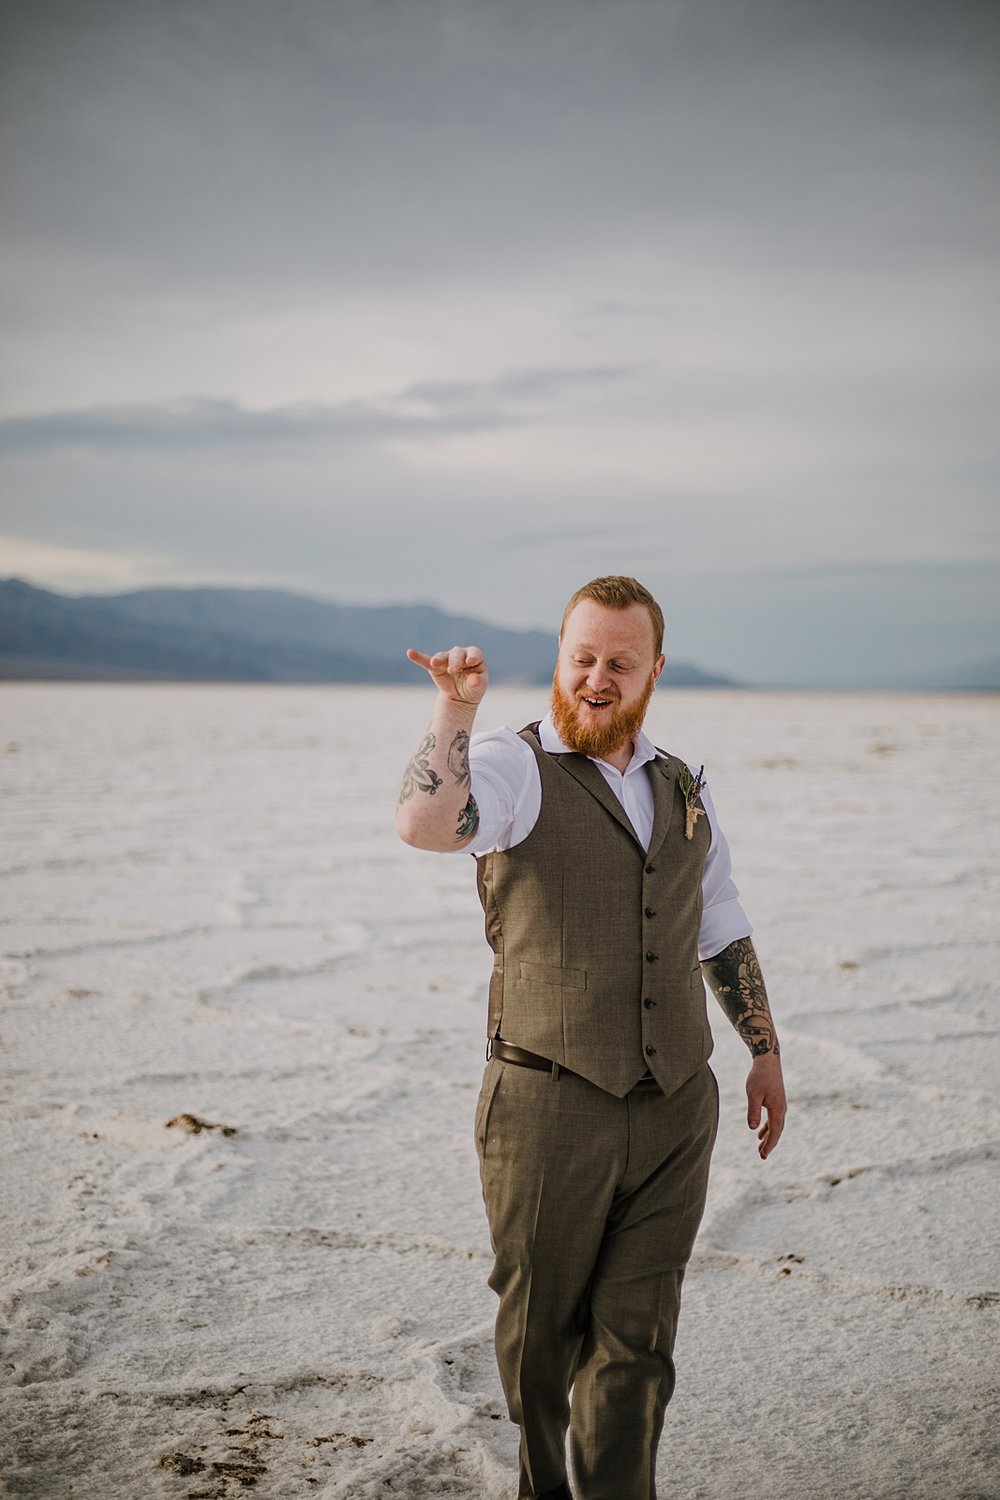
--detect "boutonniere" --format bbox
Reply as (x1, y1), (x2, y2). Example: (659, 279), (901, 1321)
(677, 763), (706, 840)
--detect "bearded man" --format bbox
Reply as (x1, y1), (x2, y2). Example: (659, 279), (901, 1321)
(397, 576), (786, 1500)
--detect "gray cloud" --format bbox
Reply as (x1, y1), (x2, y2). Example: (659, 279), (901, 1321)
(3, 0), (998, 307)
(0, 365), (638, 452)
(1, 0), (998, 684)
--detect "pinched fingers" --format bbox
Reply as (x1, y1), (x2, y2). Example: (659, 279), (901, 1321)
(442, 646), (485, 676)
(405, 645), (488, 702)
(407, 645), (482, 672)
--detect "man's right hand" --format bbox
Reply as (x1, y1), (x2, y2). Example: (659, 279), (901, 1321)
(406, 646), (489, 705)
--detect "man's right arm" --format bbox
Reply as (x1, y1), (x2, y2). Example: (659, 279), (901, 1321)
(396, 646), (488, 853)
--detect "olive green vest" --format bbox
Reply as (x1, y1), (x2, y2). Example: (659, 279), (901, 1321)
(475, 725), (713, 1097)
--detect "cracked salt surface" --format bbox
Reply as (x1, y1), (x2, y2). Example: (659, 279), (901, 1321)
(2, 684), (999, 1499)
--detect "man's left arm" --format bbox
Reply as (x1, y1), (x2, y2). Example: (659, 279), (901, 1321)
(701, 936), (787, 1159)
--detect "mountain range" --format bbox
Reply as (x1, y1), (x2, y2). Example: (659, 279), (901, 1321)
(0, 579), (736, 686)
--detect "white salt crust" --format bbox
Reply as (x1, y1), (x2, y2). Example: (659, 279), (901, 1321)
(1, 683), (998, 1498)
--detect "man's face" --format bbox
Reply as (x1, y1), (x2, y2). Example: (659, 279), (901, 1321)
(551, 600), (665, 760)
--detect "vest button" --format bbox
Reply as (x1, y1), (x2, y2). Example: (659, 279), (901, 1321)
(645, 906), (656, 918)
(645, 1043), (656, 1056)
(645, 951), (657, 962)
(643, 997), (655, 1009)
(645, 863), (656, 874)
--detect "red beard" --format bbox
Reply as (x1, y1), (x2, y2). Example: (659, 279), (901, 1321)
(550, 670), (656, 761)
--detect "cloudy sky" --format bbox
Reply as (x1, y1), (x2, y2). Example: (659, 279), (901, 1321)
(2, 0), (998, 686)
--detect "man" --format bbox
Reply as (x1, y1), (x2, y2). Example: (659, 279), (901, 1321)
(396, 576), (786, 1500)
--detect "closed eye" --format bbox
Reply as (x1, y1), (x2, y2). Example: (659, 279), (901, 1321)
(572, 655), (638, 672)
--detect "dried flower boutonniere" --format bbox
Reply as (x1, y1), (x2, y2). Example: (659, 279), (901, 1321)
(677, 763), (706, 840)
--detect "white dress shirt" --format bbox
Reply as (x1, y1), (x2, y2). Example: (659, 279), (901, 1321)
(454, 711), (751, 962)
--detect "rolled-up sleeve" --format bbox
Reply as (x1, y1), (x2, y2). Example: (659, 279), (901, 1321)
(697, 777), (752, 960)
(442, 727), (540, 856)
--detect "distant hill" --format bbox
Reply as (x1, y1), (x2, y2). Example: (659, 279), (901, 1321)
(0, 579), (737, 686)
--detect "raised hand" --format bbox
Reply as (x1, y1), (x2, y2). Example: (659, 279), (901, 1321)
(406, 646), (489, 705)
(397, 647), (487, 852)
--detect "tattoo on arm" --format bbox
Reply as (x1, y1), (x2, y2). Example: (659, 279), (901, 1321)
(398, 732), (444, 804)
(447, 729), (471, 787)
(701, 937), (780, 1057)
(456, 794), (480, 842)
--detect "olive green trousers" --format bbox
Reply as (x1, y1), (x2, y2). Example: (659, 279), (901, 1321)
(475, 1057), (718, 1500)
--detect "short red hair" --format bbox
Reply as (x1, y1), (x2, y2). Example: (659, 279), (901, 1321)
(559, 576), (664, 656)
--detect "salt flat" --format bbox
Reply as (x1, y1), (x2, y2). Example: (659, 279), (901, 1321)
(1, 683), (998, 1499)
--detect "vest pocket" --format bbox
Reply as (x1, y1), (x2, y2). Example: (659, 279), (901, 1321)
(518, 961), (587, 990)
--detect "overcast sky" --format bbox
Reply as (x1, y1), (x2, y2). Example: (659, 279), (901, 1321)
(2, 0), (998, 686)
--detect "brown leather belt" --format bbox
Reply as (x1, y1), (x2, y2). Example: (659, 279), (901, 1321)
(491, 1037), (574, 1074)
(490, 1037), (658, 1086)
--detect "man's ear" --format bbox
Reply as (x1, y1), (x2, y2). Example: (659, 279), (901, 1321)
(653, 653), (666, 684)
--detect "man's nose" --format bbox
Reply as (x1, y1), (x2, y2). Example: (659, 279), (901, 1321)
(585, 663), (612, 692)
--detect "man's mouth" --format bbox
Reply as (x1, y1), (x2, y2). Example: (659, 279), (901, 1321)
(579, 695), (615, 710)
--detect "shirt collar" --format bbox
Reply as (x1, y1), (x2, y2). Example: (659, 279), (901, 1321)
(538, 711), (659, 773)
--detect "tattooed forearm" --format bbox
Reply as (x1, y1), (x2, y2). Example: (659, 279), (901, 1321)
(447, 729), (471, 787)
(456, 794), (480, 842)
(701, 937), (780, 1057)
(398, 732), (444, 804)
